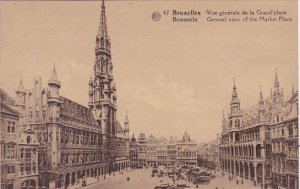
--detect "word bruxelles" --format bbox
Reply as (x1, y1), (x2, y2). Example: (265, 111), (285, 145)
(172, 10), (201, 22)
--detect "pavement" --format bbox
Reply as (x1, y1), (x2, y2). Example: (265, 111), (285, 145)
(79, 168), (262, 189)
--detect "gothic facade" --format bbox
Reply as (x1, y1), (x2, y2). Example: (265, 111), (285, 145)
(219, 73), (298, 189)
(12, 1), (130, 188)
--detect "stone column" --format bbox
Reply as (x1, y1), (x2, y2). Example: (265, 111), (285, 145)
(262, 164), (265, 188)
(254, 166), (257, 182)
(248, 164), (251, 180)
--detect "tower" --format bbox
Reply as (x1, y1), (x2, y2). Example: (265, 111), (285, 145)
(272, 71), (283, 104)
(124, 112), (129, 137)
(228, 79), (242, 130)
(88, 0), (117, 174)
(222, 110), (226, 132)
(47, 66), (61, 176)
(15, 79), (26, 116)
(89, 0), (116, 134)
(230, 78), (240, 114)
(48, 66), (61, 122)
(258, 86), (266, 121)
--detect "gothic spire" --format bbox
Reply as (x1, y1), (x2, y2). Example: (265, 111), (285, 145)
(232, 77), (238, 99)
(259, 85), (264, 104)
(274, 69), (280, 93)
(16, 78), (25, 93)
(51, 65), (58, 81)
(98, 0), (109, 39)
(125, 112), (129, 124)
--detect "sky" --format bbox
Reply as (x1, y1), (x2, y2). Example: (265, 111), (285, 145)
(0, 1), (297, 143)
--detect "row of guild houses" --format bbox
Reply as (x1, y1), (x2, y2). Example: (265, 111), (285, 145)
(0, 1), (131, 188)
(219, 73), (298, 189)
(129, 132), (198, 168)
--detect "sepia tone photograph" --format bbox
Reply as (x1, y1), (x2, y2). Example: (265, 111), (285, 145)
(0, 0), (298, 189)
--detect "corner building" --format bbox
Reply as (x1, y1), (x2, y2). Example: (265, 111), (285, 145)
(219, 74), (298, 189)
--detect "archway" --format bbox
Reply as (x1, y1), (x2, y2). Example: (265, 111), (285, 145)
(231, 160), (234, 175)
(250, 163), (255, 180)
(235, 161), (239, 176)
(21, 179), (36, 189)
(256, 163), (263, 183)
(77, 171), (81, 179)
(256, 144), (261, 158)
(71, 172), (76, 185)
(239, 162), (243, 177)
(244, 162), (249, 179)
(56, 174), (64, 188)
(65, 173), (70, 187)
(266, 164), (272, 178)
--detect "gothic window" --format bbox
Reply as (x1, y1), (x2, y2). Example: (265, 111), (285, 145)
(288, 124), (293, 137)
(235, 119), (240, 128)
(100, 38), (104, 47)
(42, 92), (47, 106)
(33, 163), (36, 173)
(21, 148), (24, 158)
(277, 115), (280, 122)
(229, 120), (233, 128)
(106, 39), (110, 49)
(28, 93), (33, 107)
(96, 37), (99, 46)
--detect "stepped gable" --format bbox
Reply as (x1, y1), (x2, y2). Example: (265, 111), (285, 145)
(59, 96), (99, 128)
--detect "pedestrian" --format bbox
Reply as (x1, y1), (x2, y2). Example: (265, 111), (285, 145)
(215, 187), (218, 189)
(241, 179), (243, 184)
(236, 179), (239, 184)
(127, 177), (130, 181)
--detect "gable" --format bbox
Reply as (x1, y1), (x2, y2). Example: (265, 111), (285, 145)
(0, 101), (19, 118)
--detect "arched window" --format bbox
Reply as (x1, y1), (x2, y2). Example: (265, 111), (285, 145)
(106, 39), (110, 49)
(100, 38), (104, 47)
(27, 136), (31, 144)
(229, 120), (233, 128)
(235, 119), (240, 128)
(96, 37), (99, 46)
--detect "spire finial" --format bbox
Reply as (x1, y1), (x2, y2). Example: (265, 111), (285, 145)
(274, 68), (279, 85)
(98, 0), (109, 39)
(233, 77), (236, 88)
(259, 85), (264, 103)
(125, 111), (129, 124)
(51, 64), (58, 81)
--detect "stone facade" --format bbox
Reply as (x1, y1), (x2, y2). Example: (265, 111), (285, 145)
(219, 73), (298, 189)
(130, 132), (197, 168)
(1, 89), (39, 189)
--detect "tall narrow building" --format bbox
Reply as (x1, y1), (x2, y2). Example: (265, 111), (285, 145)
(88, 0), (118, 174)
